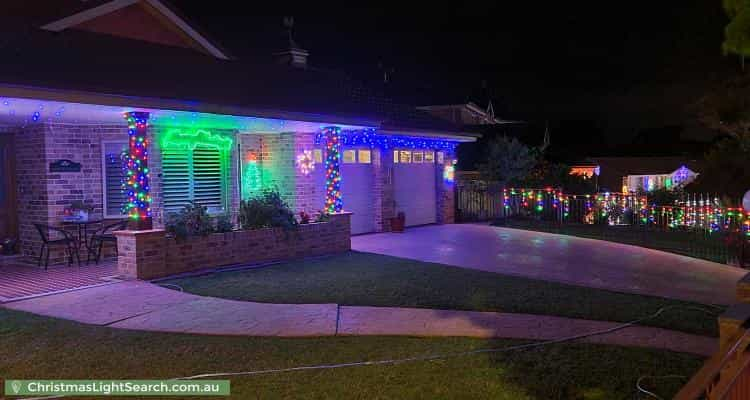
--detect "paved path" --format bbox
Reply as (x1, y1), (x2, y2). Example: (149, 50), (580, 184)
(352, 224), (746, 305)
(3, 281), (716, 356)
(0, 259), (119, 302)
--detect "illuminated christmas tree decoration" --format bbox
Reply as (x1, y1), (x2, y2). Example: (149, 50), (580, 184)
(296, 150), (316, 176)
(122, 111), (151, 222)
(241, 151), (261, 199)
(323, 127), (343, 213)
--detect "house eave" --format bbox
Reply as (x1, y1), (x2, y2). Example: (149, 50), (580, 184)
(0, 83), (380, 130)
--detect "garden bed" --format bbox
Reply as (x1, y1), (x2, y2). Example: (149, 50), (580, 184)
(114, 212), (351, 280)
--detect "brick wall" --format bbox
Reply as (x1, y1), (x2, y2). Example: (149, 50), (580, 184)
(115, 212), (351, 280)
(15, 123), (127, 263)
(13, 121), (458, 265)
(14, 125), (47, 258)
(242, 132), (322, 216)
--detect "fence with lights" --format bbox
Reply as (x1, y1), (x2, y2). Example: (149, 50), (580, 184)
(456, 180), (750, 266)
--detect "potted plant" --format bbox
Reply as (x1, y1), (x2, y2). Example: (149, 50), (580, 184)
(63, 200), (94, 222)
(390, 211), (406, 232)
(1, 238), (17, 255)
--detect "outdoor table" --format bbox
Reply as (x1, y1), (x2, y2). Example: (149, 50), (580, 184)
(61, 219), (104, 252)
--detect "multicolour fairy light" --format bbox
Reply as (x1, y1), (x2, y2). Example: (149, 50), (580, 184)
(443, 160), (456, 183)
(122, 112), (151, 221)
(323, 127), (343, 213)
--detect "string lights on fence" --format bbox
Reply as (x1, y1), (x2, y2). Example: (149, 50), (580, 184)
(487, 188), (750, 236)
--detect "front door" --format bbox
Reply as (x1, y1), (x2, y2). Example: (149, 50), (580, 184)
(0, 134), (18, 240)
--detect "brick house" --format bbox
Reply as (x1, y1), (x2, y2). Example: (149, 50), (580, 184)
(0, 1), (477, 264)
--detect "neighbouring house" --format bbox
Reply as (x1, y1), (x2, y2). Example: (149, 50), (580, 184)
(586, 157), (701, 193)
(569, 163), (600, 179)
(417, 102), (518, 126)
(0, 0), (477, 265)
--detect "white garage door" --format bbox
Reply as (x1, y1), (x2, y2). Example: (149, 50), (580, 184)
(393, 150), (437, 227)
(341, 149), (376, 234)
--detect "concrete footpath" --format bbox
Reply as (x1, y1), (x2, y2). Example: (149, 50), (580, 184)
(2, 281), (716, 357)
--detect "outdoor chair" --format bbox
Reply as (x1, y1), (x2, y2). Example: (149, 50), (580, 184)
(34, 223), (80, 269)
(87, 220), (128, 265)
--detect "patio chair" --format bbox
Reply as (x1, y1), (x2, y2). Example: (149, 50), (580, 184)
(87, 220), (128, 265)
(34, 223), (80, 269)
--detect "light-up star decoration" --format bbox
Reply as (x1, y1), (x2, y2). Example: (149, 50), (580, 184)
(296, 150), (315, 176)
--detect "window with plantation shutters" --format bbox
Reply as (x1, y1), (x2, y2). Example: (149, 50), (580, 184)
(102, 142), (128, 218)
(161, 144), (227, 214)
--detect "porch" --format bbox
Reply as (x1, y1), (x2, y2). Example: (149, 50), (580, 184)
(0, 256), (120, 303)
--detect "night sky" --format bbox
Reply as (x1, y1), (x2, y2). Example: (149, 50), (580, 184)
(173, 1), (735, 160)
(4, 1), (736, 161)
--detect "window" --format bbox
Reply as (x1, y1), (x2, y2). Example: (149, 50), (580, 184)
(424, 151), (435, 163)
(313, 149), (323, 164)
(399, 150), (412, 163)
(412, 151), (424, 163)
(437, 151), (444, 164)
(358, 149), (371, 164)
(393, 150), (399, 163)
(102, 142), (128, 218)
(343, 150), (356, 163)
(162, 144), (228, 214)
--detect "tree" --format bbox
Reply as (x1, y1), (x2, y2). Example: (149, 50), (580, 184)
(478, 136), (537, 185)
(723, 0), (750, 70)
(689, 135), (750, 200)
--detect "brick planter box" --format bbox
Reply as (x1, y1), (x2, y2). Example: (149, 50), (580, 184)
(114, 212), (351, 280)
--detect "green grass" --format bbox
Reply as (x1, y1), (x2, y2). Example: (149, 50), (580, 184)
(496, 219), (734, 265)
(0, 308), (703, 399)
(162, 252), (722, 337)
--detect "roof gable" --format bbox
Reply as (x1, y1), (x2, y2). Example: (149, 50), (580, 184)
(40, 0), (230, 60)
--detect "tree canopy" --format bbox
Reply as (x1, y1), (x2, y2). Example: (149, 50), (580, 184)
(478, 136), (537, 186)
(723, 0), (750, 69)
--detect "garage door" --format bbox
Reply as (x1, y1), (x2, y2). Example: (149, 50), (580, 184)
(393, 150), (436, 227)
(341, 149), (376, 234)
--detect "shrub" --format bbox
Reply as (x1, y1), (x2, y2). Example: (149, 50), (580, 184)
(239, 190), (297, 231)
(216, 214), (234, 233)
(166, 202), (214, 241)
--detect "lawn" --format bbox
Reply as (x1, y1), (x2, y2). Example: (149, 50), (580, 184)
(0, 308), (703, 399)
(495, 219), (735, 265)
(161, 251), (722, 337)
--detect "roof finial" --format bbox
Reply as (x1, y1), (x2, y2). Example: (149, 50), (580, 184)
(273, 16), (309, 68)
(283, 16), (298, 48)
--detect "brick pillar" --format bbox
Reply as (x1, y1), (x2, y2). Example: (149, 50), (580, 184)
(373, 148), (395, 231)
(114, 229), (167, 279)
(327, 212), (352, 251)
(123, 112), (152, 230)
(322, 127), (342, 213)
(436, 155), (456, 224)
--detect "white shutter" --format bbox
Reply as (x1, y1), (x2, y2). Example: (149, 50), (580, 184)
(161, 147), (191, 213)
(102, 142), (128, 218)
(192, 145), (224, 212)
(161, 144), (226, 214)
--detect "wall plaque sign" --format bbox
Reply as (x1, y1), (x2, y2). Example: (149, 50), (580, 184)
(49, 159), (82, 173)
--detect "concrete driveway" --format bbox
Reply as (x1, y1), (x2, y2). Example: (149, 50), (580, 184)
(352, 224), (747, 305)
